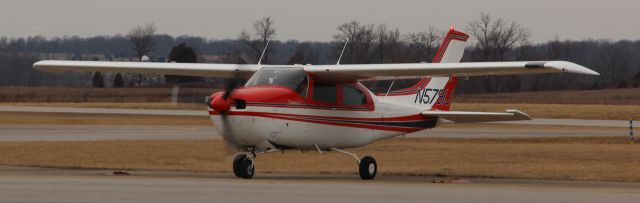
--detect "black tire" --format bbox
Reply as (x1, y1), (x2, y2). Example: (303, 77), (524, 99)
(359, 156), (377, 180)
(232, 154), (247, 178)
(240, 158), (255, 179)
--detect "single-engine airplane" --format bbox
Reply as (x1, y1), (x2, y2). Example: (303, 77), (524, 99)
(33, 28), (599, 180)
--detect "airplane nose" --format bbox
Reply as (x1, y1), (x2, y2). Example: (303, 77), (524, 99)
(210, 95), (231, 113)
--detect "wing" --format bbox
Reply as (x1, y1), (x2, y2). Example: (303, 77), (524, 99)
(422, 109), (531, 123)
(305, 61), (599, 81)
(33, 60), (260, 79)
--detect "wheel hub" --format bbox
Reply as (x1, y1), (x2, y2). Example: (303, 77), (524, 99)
(368, 163), (375, 174)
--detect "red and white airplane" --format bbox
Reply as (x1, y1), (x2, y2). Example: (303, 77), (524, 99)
(34, 28), (599, 180)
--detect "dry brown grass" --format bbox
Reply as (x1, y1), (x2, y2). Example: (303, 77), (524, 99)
(0, 87), (212, 103)
(456, 88), (640, 105)
(452, 103), (640, 120)
(0, 102), (206, 110)
(0, 137), (638, 182)
(0, 112), (210, 125)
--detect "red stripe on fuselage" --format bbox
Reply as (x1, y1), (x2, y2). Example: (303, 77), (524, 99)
(209, 110), (433, 133)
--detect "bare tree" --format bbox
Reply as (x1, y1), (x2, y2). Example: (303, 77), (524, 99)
(466, 13), (530, 92)
(404, 27), (441, 62)
(128, 23), (156, 61)
(333, 20), (376, 64)
(599, 41), (632, 85)
(372, 24), (402, 63)
(127, 23), (156, 86)
(467, 13), (529, 62)
(287, 43), (316, 65)
(239, 17), (276, 64)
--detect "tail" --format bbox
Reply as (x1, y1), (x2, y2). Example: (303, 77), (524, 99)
(430, 27), (469, 111)
(383, 27), (469, 111)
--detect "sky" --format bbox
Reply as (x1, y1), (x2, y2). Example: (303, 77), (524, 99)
(1, 0), (639, 43)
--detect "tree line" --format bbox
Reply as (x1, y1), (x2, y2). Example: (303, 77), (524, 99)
(0, 13), (638, 93)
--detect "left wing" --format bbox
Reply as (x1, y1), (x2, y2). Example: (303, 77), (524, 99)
(422, 109), (531, 123)
(34, 60), (260, 79)
(305, 61), (599, 81)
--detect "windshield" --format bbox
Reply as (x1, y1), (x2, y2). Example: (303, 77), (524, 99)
(245, 67), (308, 92)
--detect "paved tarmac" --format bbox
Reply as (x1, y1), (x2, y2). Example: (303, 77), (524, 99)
(0, 124), (626, 141)
(0, 166), (638, 203)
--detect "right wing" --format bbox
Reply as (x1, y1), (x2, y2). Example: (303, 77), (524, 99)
(305, 61), (600, 81)
(33, 60), (260, 79)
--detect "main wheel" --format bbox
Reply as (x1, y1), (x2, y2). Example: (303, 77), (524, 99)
(239, 157), (255, 179)
(232, 154), (247, 178)
(359, 156), (377, 180)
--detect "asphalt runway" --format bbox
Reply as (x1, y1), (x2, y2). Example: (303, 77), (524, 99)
(0, 166), (638, 203)
(0, 124), (626, 141)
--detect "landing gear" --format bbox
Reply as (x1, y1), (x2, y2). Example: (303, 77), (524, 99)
(330, 148), (378, 180)
(232, 154), (254, 179)
(232, 154), (247, 178)
(359, 156), (377, 180)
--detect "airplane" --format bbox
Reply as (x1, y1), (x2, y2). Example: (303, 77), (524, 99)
(33, 28), (599, 180)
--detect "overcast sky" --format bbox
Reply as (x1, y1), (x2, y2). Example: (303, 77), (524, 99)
(2, 0), (639, 42)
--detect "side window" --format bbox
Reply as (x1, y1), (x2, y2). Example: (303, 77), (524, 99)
(313, 82), (337, 104)
(294, 76), (308, 98)
(343, 85), (367, 106)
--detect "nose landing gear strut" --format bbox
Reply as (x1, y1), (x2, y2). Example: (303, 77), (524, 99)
(330, 148), (377, 180)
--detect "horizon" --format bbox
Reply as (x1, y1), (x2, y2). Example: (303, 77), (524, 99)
(2, 0), (640, 43)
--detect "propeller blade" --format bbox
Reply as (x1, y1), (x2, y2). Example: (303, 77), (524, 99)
(222, 70), (241, 99)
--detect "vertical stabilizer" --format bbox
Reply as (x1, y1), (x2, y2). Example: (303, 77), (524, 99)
(428, 27), (469, 111)
(380, 27), (469, 111)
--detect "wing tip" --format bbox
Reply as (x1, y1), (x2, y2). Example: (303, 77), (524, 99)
(32, 60), (49, 70)
(506, 109), (532, 120)
(545, 61), (600, 76)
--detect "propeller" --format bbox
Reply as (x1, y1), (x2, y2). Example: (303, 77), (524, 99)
(208, 71), (244, 157)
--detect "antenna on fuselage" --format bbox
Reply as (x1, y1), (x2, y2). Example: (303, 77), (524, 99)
(336, 39), (349, 65)
(257, 39), (271, 65)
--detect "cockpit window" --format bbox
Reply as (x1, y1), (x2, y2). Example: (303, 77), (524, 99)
(313, 82), (337, 104)
(245, 68), (308, 95)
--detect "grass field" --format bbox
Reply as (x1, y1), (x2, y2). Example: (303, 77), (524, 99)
(0, 87), (212, 103)
(0, 102), (207, 110)
(455, 87), (640, 105)
(0, 137), (637, 182)
(0, 112), (211, 125)
(452, 103), (640, 120)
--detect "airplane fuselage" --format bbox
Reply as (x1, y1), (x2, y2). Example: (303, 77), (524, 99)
(208, 67), (447, 152)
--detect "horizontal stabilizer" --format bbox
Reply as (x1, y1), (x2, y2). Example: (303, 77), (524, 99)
(422, 109), (531, 123)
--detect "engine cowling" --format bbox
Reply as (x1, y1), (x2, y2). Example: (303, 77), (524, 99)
(210, 95), (231, 113)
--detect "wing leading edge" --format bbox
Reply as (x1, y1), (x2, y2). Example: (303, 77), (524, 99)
(305, 61), (599, 81)
(33, 60), (260, 79)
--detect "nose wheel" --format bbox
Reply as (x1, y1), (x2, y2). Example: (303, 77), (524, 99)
(232, 154), (254, 179)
